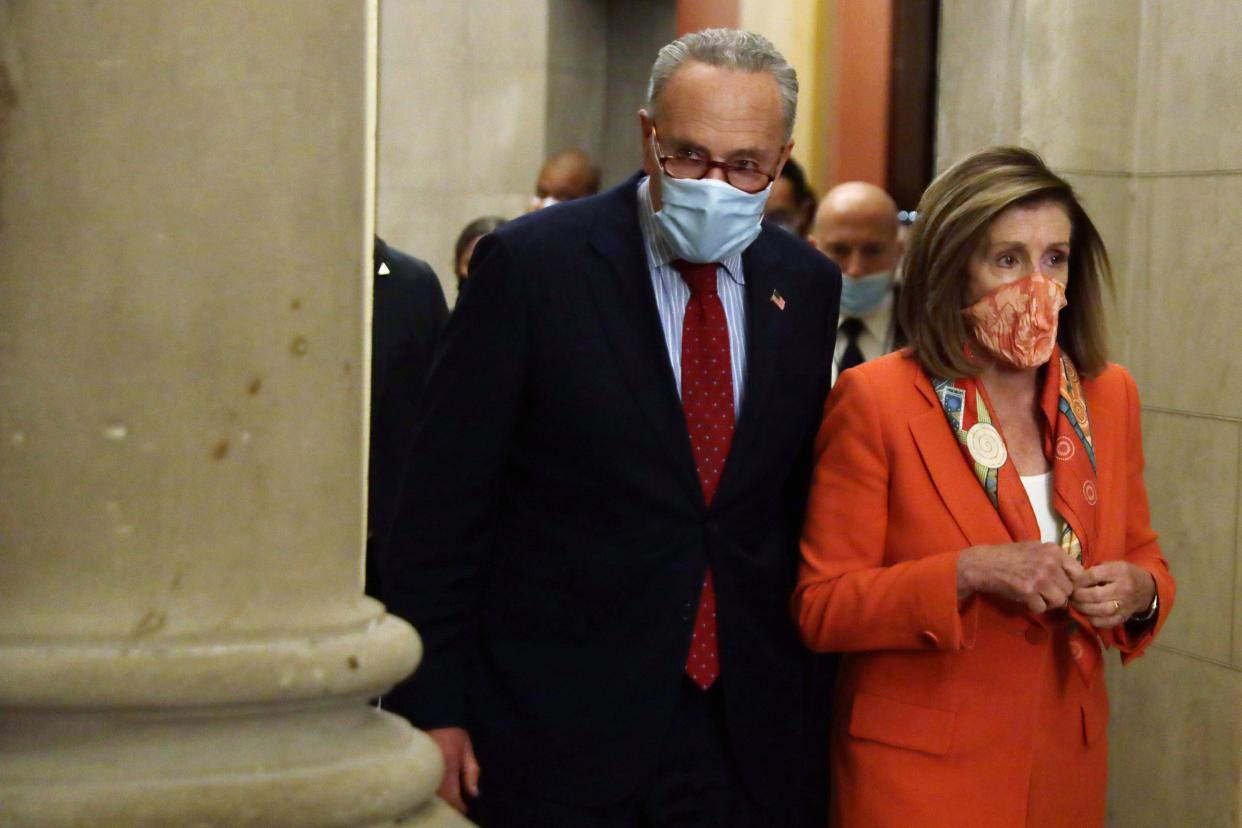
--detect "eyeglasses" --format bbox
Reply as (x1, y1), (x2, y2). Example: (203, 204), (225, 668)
(651, 127), (777, 194)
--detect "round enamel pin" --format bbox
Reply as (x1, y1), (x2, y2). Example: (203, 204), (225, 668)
(966, 422), (1008, 469)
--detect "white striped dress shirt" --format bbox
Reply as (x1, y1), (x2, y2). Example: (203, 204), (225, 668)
(636, 176), (748, 418)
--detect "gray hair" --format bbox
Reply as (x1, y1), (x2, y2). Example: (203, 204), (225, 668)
(647, 28), (798, 142)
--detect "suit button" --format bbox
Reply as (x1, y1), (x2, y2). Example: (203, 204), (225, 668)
(680, 603), (694, 621)
(1024, 627), (1049, 645)
(920, 630), (939, 646)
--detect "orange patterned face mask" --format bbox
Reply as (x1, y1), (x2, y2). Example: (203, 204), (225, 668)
(963, 272), (1067, 368)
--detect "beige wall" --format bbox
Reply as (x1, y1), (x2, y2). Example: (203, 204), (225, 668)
(377, 0), (673, 301)
(939, 2), (1242, 824)
(377, 0), (551, 300)
(602, 0), (679, 186)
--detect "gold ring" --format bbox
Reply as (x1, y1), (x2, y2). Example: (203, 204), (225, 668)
(1111, 599), (1121, 613)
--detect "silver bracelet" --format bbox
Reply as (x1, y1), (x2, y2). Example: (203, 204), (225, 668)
(1129, 592), (1159, 623)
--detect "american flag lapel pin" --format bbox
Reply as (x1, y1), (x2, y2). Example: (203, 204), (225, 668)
(770, 290), (786, 311)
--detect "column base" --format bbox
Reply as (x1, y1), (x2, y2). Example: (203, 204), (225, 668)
(0, 613), (473, 825)
(0, 704), (472, 826)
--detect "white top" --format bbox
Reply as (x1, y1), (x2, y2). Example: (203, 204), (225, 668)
(1020, 472), (1061, 544)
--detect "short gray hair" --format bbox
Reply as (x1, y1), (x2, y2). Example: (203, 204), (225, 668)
(647, 28), (798, 142)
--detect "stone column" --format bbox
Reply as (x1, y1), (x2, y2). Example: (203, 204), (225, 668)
(0, 2), (468, 825)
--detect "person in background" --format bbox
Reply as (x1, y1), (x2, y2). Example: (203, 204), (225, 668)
(382, 27), (840, 826)
(764, 156), (817, 238)
(528, 148), (601, 211)
(796, 146), (1174, 827)
(453, 216), (507, 289)
(810, 181), (904, 383)
(365, 237), (448, 600)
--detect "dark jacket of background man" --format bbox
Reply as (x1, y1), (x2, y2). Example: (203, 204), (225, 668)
(366, 237), (448, 599)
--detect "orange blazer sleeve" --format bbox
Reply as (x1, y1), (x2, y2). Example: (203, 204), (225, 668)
(794, 367), (966, 654)
(1102, 366), (1176, 660)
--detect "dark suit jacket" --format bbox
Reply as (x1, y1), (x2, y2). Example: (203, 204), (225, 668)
(367, 238), (448, 599)
(382, 174), (841, 812)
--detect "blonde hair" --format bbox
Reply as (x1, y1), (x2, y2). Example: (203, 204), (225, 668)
(898, 146), (1112, 378)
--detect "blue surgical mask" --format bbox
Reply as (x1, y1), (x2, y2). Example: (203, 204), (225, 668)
(653, 173), (770, 264)
(840, 269), (894, 316)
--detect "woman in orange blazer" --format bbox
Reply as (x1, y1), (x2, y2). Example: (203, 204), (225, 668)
(795, 147), (1174, 828)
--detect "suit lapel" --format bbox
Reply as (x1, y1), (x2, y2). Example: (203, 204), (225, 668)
(907, 372), (1013, 548)
(585, 177), (702, 506)
(714, 231), (781, 504)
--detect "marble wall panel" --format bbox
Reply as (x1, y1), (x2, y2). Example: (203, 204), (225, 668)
(1236, 442), (1242, 669)
(1018, 0), (1140, 173)
(462, 192), (530, 230)
(378, 0), (551, 292)
(466, 64), (549, 197)
(1107, 647), (1242, 827)
(602, 0), (676, 187)
(603, 85), (648, 186)
(1140, 411), (1238, 664)
(379, 56), (469, 196)
(546, 0), (608, 164)
(1126, 176), (1242, 419)
(467, 0), (551, 71)
(935, 0), (1024, 170)
(379, 0), (467, 72)
(1059, 173), (1137, 366)
(1134, 0), (1242, 174)
(547, 67), (608, 165)
(548, 0), (609, 73)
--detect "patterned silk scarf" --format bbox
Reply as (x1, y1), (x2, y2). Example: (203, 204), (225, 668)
(932, 347), (1097, 560)
(933, 348), (1104, 676)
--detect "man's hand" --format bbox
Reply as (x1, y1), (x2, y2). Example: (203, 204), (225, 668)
(957, 541), (1084, 613)
(427, 727), (480, 814)
(1070, 561), (1157, 629)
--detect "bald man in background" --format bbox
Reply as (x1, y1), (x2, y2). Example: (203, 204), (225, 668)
(528, 148), (601, 211)
(809, 181), (904, 383)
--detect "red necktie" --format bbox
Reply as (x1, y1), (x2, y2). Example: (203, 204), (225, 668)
(674, 259), (733, 690)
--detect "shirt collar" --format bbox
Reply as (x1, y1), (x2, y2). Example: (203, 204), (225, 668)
(637, 176), (745, 285)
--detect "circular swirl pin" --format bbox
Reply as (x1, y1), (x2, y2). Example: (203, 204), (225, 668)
(966, 423), (1008, 469)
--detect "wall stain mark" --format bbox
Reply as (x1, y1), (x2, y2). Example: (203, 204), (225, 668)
(0, 18), (18, 230)
(132, 609), (167, 638)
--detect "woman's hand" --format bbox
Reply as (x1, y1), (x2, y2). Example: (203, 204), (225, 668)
(957, 541), (1084, 613)
(1070, 561), (1157, 629)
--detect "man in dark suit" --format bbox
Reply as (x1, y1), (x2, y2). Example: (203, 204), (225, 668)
(383, 29), (840, 826)
(366, 237), (448, 599)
